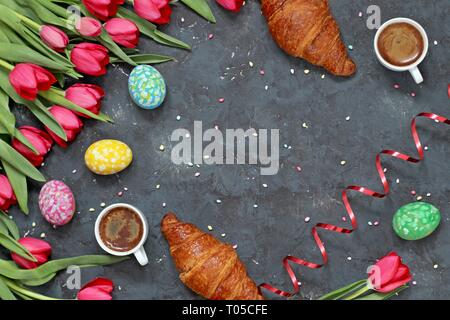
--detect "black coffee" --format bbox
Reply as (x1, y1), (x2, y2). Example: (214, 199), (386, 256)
(99, 207), (144, 252)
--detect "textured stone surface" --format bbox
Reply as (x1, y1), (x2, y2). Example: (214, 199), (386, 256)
(6, 0), (450, 300)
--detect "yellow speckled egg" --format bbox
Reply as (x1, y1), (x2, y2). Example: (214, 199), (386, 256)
(85, 140), (133, 175)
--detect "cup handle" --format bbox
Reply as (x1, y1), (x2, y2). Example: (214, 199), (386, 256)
(409, 66), (423, 84)
(134, 246), (149, 266)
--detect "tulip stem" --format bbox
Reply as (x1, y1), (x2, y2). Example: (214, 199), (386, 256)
(0, 58), (13, 71)
(343, 285), (370, 300)
(13, 12), (41, 31)
(4, 279), (59, 300)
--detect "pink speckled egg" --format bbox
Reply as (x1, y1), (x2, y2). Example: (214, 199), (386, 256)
(39, 180), (76, 226)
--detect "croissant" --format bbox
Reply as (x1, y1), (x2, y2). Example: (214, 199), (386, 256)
(262, 0), (356, 76)
(161, 213), (265, 300)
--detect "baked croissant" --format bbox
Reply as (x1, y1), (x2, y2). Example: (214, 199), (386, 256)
(262, 0), (356, 76)
(161, 213), (265, 300)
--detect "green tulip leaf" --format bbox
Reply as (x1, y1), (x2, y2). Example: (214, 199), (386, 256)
(0, 69), (67, 141)
(0, 277), (16, 300)
(35, 0), (71, 19)
(318, 279), (368, 300)
(0, 233), (36, 262)
(40, 88), (111, 122)
(0, 211), (20, 240)
(0, 255), (129, 280)
(111, 53), (174, 65)
(23, 0), (67, 28)
(2, 161), (29, 214)
(0, 29), (10, 43)
(27, 100), (67, 141)
(181, 0), (216, 23)
(117, 7), (191, 50)
(356, 286), (408, 300)
(0, 220), (8, 235)
(0, 43), (69, 71)
(0, 22), (25, 45)
(0, 139), (45, 182)
(20, 273), (56, 287)
(98, 31), (137, 67)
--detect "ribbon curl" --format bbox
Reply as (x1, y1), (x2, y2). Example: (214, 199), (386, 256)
(259, 112), (450, 298)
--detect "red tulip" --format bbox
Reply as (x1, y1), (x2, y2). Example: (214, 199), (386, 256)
(82, 0), (124, 21)
(447, 84), (450, 99)
(0, 174), (17, 211)
(216, 0), (244, 12)
(12, 126), (53, 167)
(11, 237), (52, 269)
(46, 106), (83, 148)
(76, 17), (102, 37)
(70, 43), (110, 76)
(133, 0), (172, 25)
(77, 278), (114, 300)
(9, 63), (56, 101)
(40, 25), (69, 52)
(104, 18), (140, 48)
(65, 84), (105, 117)
(368, 252), (412, 293)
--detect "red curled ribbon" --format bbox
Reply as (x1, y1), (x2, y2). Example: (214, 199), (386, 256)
(259, 112), (450, 298)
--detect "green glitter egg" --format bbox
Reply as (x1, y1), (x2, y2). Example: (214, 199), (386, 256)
(393, 202), (441, 240)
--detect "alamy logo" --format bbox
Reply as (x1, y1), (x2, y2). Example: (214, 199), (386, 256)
(171, 121), (280, 175)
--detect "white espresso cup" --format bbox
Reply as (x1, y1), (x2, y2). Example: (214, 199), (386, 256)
(374, 18), (429, 84)
(95, 203), (149, 266)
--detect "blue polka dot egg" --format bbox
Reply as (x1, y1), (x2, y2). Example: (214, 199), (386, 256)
(128, 65), (166, 109)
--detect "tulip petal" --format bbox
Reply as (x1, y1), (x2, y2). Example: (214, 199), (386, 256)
(11, 254), (39, 269)
(80, 278), (114, 291)
(18, 237), (52, 255)
(134, 0), (162, 21)
(152, 4), (172, 25)
(77, 287), (113, 300)
(0, 175), (13, 199)
(9, 64), (39, 100)
(216, 0), (244, 12)
(373, 252), (400, 286)
(11, 237), (51, 269)
(77, 278), (114, 300)
(76, 17), (102, 37)
(49, 106), (83, 130)
(377, 275), (412, 293)
(71, 44), (109, 76)
(152, 0), (170, 9)
(20, 127), (53, 155)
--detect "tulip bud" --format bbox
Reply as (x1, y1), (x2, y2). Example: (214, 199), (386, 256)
(70, 43), (110, 76)
(12, 126), (53, 167)
(133, 0), (172, 25)
(77, 278), (114, 300)
(11, 237), (52, 269)
(46, 106), (84, 148)
(82, 0), (124, 21)
(65, 84), (105, 118)
(0, 174), (17, 211)
(76, 17), (102, 37)
(368, 252), (412, 293)
(40, 25), (69, 52)
(104, 18), (140, 48)
(216, 0), (244, 12)
(9, 63), (57, 101)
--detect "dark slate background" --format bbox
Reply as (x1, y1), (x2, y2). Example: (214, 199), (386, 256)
(5, 0), (450, 300)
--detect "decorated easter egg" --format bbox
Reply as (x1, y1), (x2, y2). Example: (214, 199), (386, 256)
(393, 202), (441, 240)
(128, 65), (166, 109)
(85, 139), (133, 175)
(39, 180), (76, 226)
